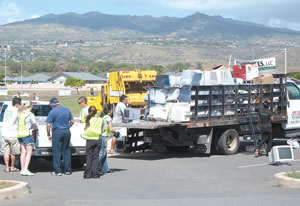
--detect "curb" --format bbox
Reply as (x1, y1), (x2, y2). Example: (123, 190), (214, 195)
(275, 171), (300, 188)
(0, 180), (31, 200)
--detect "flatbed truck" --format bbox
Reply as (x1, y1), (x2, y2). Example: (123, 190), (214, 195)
(114, 74), (300, 155)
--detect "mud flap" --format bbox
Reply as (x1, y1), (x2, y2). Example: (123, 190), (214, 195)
(195, 128), (213, 154)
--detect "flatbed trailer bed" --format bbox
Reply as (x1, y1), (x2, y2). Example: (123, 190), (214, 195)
(113, 121), (182, 130)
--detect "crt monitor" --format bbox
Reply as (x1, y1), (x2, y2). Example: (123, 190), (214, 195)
(124, 108), (141, 123)
(268, 145), (294, 164)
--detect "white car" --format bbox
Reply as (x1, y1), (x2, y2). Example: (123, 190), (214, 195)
(0, 100), (86, 167)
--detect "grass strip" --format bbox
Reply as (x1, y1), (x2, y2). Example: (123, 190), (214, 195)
(286, 172), (300, 179)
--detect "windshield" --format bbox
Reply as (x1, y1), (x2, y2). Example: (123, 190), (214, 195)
(124, 81), (155, 93)
(0, 104), (8, 122)
(32, 105), (52, 116)
(287, 82), (300, 100)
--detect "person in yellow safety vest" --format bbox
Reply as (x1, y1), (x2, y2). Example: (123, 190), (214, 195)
(98, 104), (120, 174)
(81, 106), (103, 179)
(78, 96), (89, 123)
(15, 92), (21, 98)
(17, 101), (38, 176)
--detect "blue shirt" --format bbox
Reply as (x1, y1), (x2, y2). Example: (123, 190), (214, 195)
(46, 106), (73, 130)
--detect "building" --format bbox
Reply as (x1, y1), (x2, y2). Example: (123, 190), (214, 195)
(47, 72), (106, 84)
(5, 74), (50, 84)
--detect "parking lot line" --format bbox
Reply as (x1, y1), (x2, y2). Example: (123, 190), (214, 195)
(238, 159), (300, 169)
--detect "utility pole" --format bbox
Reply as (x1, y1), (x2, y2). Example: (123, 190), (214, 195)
(284, 48), (287, 74)
(228, 54), (232, 70)
(21, 59), (23, 90)
(4, 50), (7, 86)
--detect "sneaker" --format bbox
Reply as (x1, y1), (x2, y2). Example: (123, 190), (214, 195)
(108, 150), (117, 154)
(65, 172), (72, 175)
(51, 172), (62, 176)
(24, 170), (34, 176)
(20, 170), (25, 175)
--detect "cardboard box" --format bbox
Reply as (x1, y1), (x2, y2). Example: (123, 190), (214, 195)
(253, 74), (274, 85)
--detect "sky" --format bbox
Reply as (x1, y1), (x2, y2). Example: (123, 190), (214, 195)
(0, 0), (299, 31)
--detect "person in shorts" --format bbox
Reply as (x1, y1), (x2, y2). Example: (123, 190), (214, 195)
(17, 101), (38, 176)
(1, 97), (22, 172)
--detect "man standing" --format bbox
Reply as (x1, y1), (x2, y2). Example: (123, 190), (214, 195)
(32, 93), (39, 101)
(110, 95), (128, 152)
(46, 98), (74, 176)
(255, 101), (274, 157)
(112, 95), (128, 124)
(78, 96), (89, 123)
(1, 97), (21, 172)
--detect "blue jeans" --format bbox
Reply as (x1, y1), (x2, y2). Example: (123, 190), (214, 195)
(52, 129), (71, 174)
(18, 135), (34, 146)
(98, 136), (110, 173)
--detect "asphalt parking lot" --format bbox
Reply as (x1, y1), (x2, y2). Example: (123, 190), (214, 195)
(1, 142), (300, 206)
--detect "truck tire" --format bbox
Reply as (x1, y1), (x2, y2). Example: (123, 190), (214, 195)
(218, 129), (240, 155)
(166, 146), (190, 153)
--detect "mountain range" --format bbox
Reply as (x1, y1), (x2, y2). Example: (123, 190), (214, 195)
(3, 11), (300, 41)
(1, 12), (300, 72)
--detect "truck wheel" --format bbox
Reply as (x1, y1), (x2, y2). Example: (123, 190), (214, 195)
(166, 146), (190, 153)
(218, 129), (240, 155)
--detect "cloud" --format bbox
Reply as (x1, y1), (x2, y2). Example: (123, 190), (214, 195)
(31, 14), (40, 19)
(0, 1), (42, 25)
(0, 1), (22, 24)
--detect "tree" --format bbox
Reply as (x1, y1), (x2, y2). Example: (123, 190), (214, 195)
(150, 65), (164, 74)
(7, 60), (21, 74)
(0, 73), (5, 86)
(167, 62), (191, 72)
(27, 59), (56, 73)
(287, 72), (300, 80)
(195, 62), (203, 70)
(65, 63), (80, 72)
(64, 78), (85, 95)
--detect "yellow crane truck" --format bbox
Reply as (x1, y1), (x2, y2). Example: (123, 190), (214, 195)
(87, 70), (157, 112)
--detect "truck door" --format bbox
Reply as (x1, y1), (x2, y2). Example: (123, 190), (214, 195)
(285, 81), (300, 129)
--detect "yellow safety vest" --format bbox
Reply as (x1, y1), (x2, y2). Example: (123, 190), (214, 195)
(80, 107), (89, 123)
(17, 112), (32, 138)
(82, 116), (103, 140)
(104, 115), (113, 137)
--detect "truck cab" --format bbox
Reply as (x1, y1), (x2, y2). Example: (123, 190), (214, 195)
(87, 70), (156, 112)
(282, 80), (300, 134)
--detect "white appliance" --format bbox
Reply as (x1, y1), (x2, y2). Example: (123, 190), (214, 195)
(149, 104), (169, 121)
(124, 108), (141, 123)
(268, 145), (294, 164)
(169, 103), (191, 122)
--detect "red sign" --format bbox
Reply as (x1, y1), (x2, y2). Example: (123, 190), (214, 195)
(233, 65), (246, 80)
